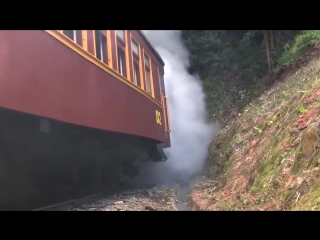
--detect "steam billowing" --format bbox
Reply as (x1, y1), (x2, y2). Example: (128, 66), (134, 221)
(133, 30), (218, 185)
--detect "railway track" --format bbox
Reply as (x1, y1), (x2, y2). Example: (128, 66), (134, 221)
(30, 183), (136, 211)
(32, 193), (103, 211)
(29, 182), (182, 211)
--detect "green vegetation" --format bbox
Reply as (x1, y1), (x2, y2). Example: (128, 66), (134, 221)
(187, 30), (320, 210)
(182, 30), (320, 123)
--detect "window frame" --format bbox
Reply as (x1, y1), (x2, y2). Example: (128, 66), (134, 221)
(116, 30), (128, 78)
(52, 30), (163, 105)
(116, 30), (125, 42)
(62, 30), (82, 46)
(158, 67), (165, 95)
(131, 37), (141, 87)
(94, 30), (109, 64)
(143, 51), (153, 96)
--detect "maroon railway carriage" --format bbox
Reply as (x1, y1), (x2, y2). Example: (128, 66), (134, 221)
(0, 30), (171, 202)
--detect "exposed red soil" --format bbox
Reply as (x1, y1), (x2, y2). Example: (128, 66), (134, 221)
(295, 109), (316, 130)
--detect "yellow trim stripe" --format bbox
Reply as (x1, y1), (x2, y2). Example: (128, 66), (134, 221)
(115, 31), (119, 72)
(149, 59), (155, 98)
(164, 95), (171, 132)
(45, 30), (162, 108)
(93, 30), (97, 57)
(161, 94), (167, 131)
(81, 30), (87, 51)
(106, 30), (113, 68)
(138, 40), (145, 91)
(124, 30), (131, 81)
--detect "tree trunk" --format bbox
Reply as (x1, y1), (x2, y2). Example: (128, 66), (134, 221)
(275, 30), (282, 54)
(263, 30), (272, 72)
(270, 30), (275, 66)
(270, 30), (274, 49)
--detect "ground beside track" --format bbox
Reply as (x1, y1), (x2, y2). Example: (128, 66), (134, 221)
(67, 185), (178, 211)
(66, 176), (206, 211)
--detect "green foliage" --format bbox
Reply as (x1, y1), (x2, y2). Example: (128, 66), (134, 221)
(266, 115), (278, 126)
(254, 126), (263, 133)
(276, 30), (320, 72)
(182, 30), (317, 122)
(184, 32), (232, 78)
(298, 106), (307, 114)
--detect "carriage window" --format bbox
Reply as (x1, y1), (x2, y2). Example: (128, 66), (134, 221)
(159, 70), (164, 82)
(145, 68), (151, 94)
(116, 31), (127, 78)
(116, 30), (125, 41)
(131, 39), (141, 87)
(117, 47), (126, 76)
(144, 54), (150, 68)
(63, 30), (82, 45)
(131, 40), (139, 55)
(144, 53), (152, 94)
(133, 62), (141, 86)
(63, 30), (75, 41)
(95, 31), (108, 64)
(159, 69), (164, 94)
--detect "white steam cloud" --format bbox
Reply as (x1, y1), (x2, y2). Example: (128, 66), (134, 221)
(134, 30), (218, 185)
